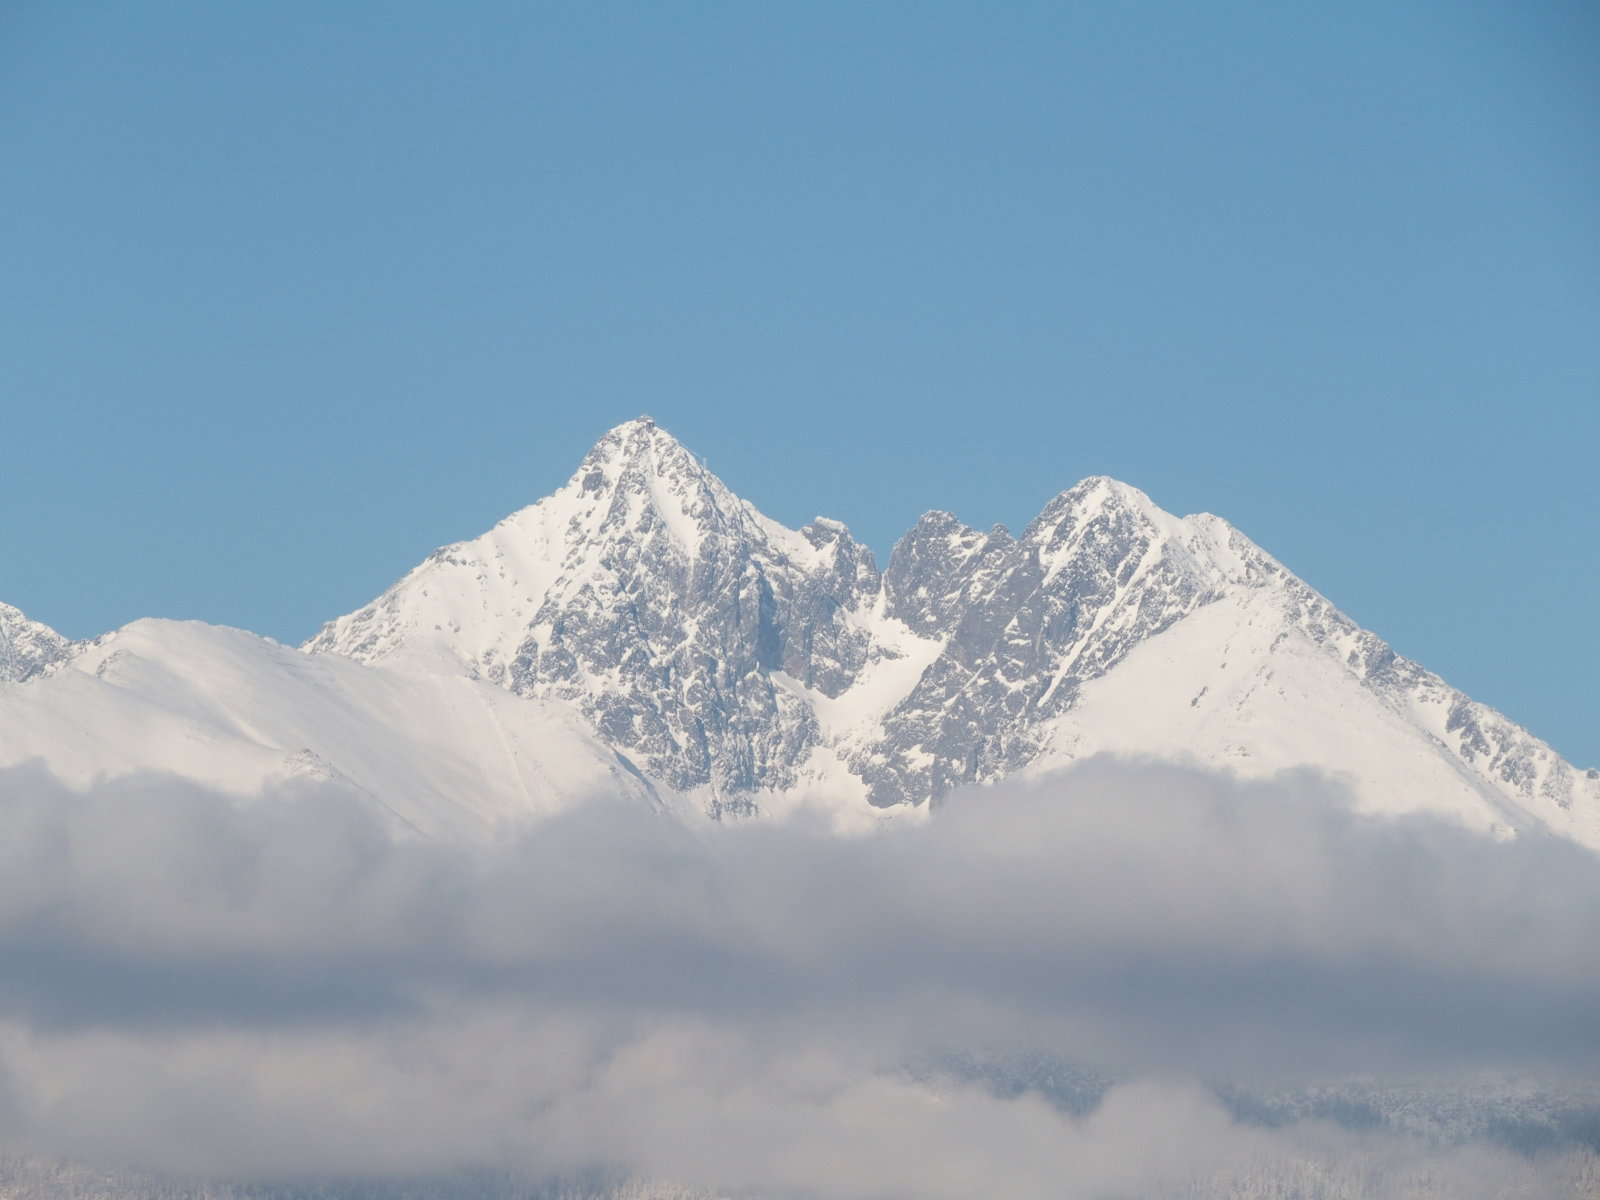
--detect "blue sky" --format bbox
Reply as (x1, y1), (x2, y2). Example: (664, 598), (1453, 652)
(2, 1), (1596, 764)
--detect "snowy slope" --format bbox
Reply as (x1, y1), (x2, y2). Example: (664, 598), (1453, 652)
(0, 619), (652, 838)
(1030, 585), (1600, 846)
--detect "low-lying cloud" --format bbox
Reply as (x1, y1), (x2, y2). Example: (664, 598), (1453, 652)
(0, 757), (1597, 1195)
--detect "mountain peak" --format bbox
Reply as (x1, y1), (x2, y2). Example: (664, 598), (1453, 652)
(558, 418), (754, 566)
(1034, 475), (1166, 526)
(306, 417), (885, 799)
(580, 416), (701, 478)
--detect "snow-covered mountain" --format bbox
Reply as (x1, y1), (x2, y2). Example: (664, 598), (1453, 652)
(306, 417), (1599, 844)
(3, 417), (1595, 846)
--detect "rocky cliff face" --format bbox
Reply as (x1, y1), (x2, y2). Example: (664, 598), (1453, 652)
(860, 479), (1232, 806)
(308, 419), (1599, 835)
(0, 603), (75, 685)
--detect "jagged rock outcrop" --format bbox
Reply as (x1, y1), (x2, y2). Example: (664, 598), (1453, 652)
(0, 603), (75, 684)
(860, 479), (1229, 805)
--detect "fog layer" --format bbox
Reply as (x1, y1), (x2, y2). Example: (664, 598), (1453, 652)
(0, 758), (1595, 1194)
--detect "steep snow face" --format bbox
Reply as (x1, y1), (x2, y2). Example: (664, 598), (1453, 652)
(307, 417), (884, 804)
(0, 619), (649, 838)
(0, 603), (76, 685)
(1030, 586), (1600, 846)
(304, 420), (1600, 848)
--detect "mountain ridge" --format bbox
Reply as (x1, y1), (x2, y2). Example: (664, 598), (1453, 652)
(303, 418), (1599, 839)
(1, 417), (1593, 846)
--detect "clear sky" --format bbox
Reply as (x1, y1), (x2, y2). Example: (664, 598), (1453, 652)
(2, 1), (1596, 765)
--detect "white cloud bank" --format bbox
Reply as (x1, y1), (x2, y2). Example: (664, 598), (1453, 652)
(0, 757), (1597, 1196)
